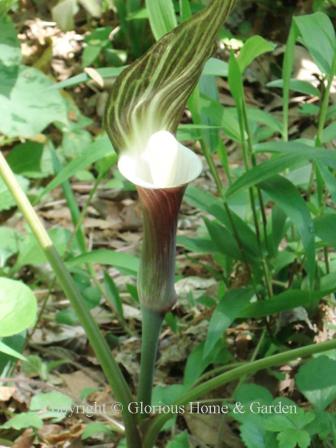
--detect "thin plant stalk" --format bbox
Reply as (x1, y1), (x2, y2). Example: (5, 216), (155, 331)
(137, 307), (164, 407)
(0, 151), (142, 447)
(143, 336), (336, 447)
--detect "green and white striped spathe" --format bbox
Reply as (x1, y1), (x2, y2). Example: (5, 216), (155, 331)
(104, 0), (235, 154)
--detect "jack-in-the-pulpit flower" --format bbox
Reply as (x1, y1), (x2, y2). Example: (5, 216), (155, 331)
(104, 0), (235, 406)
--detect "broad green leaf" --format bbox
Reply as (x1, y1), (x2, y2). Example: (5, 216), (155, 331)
(296, 356), (336, 411)
(234, 384), (273, 404)
(225, 153), (306, 198)
(0, 66), (67, 137)
(277, 429), (310, 448)
(7, 142), (44, 176)
(0, 341), (26, 361)
(82, 27), (112, 67)
(202, 57), (228, 77)
(184, 342), (217, 386)
(82, 422), (113, 440)
(260, 176), (315, 283)
(16, 228), (73, 268)
(204, 288), (254, 358)
(237, 36), (275, 73)
(0, 16), (21, 96)
(30, 391), (73, 421)
(152, 384), (187, 406)
(240, 289), (325, 318)
(177, 235), (216, 253)
(227, 141), (336, 198)
(1, 412), (43, 430)
(267, 79), (320, 97)
(0, 174), (29, 212)
(146, 0), (177, 40)
(104, 0), (235, 152)
(0, 278), (37, 337)
(66, 249), (139, 275)
(294, 12), (336, 75)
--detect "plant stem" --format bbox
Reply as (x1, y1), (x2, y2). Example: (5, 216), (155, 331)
(0, 151), (142, 447)
(137, 307), (164, 407)
(143, 337), (336, 447)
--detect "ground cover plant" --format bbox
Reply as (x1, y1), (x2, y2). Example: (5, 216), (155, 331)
(0, 0), (336, 447)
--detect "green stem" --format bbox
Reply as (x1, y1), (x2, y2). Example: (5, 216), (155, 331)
(137, 307), (164, 407)
(0, 151), (142, 447)
(143, 337), (336, 447)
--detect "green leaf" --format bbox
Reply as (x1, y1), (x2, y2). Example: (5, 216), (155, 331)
(0, 277), (37, 337)
(0, 174), (29, 212)
(0, 227), (20, 265)
(82, 27), (112, 67)
(205, 218), (246, 261)
(1, 412), (43, 430)
(30, 391), (73, 421)
(152, 384), (187, 406)
(234, 384), (273, 404)
(228, 141), (336, 199)
(296, 356), (336, 411)
(294, 12), (336, 75)
(187, 187), (260, 259)
(267, 79), (320, 97)
(16, 228), (73, 268)
(260, 176), (315, 283)
(146, 0), (177, 40)
(104, 0), (235, 152)
(240, 289), (326, 319)
(103, 272), (124, 319)
(202, 57), (228, 77)
(184, 342), (213, 386)
(237, 36), (275, 73)
(7, 142), (44, 176)
(0, 66), (67, 138)
(82, 422), (113, 440)
(277, 429), (310, 448)
(42, 133), (115, 197)
(315, 214), (336, 246)
(228, 52), (244, 105)
(204, 288), (254, 358)
(66, 249), (139, 275)
(0, 16), (21, 96)
(0, 341), (26, 361)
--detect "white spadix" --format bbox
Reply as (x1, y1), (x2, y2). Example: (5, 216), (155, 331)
(118, 130), (202, 189)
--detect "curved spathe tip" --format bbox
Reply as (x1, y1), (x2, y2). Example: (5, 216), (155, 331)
(118, 131), (202, 189)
